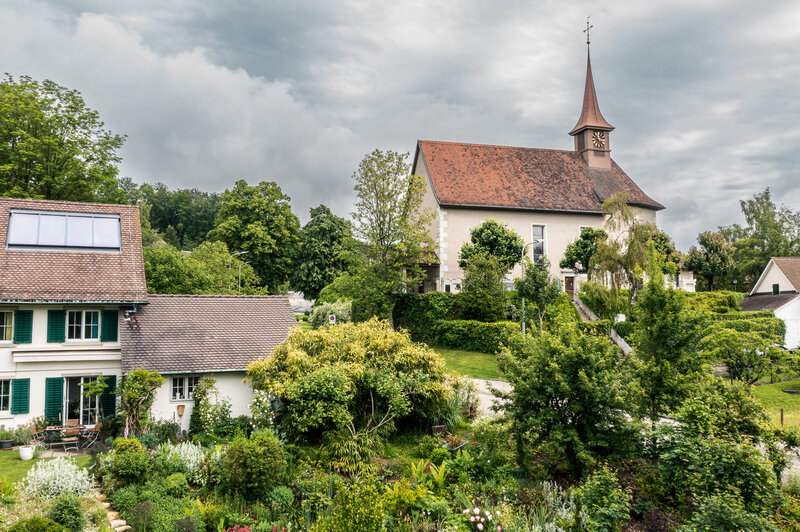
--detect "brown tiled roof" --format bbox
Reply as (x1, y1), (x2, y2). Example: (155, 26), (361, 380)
(772, 257), (800, 292)
(0, 198), (147, 302)
(120, 294), (296, 373)
(739, 293), (799, 312)
(569, 49), (614, 135)
(415, 141), (663, 212)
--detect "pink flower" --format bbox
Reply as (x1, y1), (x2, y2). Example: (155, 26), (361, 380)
(470, 516), (475, 522)
(463, 509), (470, 514)
(497, 527), (502, 532)
(474, 508), (480, 515)
(477, 524), (484, 531)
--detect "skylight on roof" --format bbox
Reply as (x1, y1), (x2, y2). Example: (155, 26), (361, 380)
(7, 210), (121, 251)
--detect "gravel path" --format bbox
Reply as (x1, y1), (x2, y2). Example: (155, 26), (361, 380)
(471, 378), (512, 417)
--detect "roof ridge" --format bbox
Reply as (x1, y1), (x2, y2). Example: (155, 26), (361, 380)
(145, 293), (289, 299)
(0, 197), (137, 209)
(418, 140), (580, 154)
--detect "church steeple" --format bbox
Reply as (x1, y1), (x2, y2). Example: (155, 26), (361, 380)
(570, 21), (614, 169)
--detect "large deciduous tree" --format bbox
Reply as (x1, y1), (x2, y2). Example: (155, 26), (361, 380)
(209, 180), (301, 294)
(685, 231), (736, 292)
(139, 183), (221, 250)
(457, 252), (507, 322)
(560, 227), (607, 277)
(291, 205), (354, 301)
(0, 74), (126, 202)
(350, 149), (435, 319)
(458, 218), (524, 272)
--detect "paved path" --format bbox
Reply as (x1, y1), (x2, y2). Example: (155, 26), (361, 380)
(470, 378), (512, 417)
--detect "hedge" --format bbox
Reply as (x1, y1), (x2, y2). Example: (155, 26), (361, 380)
(393, 293), (459, 343)
(699, 316), (786, 343)
(430, 320), (523, 354)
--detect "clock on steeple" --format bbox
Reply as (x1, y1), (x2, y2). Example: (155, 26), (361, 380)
(569, 24), (614, 169)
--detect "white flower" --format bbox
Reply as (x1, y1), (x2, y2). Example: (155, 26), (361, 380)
(23, 457), (92, 499)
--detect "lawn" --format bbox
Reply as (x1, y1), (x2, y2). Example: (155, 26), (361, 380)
(431, 347), (503, 380)
(0, 450), (92, 483)
(752, 378), (800, 428)
(296, 321), (312, 330)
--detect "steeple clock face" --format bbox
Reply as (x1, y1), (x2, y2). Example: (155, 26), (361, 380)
(592, 131), (606, 148)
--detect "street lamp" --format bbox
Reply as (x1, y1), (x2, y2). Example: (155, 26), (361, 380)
(229, 251), (249, 290)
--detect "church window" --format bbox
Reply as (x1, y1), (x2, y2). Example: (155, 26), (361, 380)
(531, 225), (545, 264)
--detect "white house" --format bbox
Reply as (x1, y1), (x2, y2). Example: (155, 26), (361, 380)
(0, 196), (296, 432)
(412, 47), (694, 296)
(119, 294), (296, 431)
(740, 257), (800, 350)
(0, 197), (146, 430)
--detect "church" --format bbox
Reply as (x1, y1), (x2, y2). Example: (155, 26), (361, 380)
(412, 43), (673, 295)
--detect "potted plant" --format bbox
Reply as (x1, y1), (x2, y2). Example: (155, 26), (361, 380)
(0, 429), (13, 449)
(16, 426), (35, 460)
(443, 433), (466, 453)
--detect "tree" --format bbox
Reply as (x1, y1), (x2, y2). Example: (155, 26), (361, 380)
(685, 231), (736, 291)
(247, 319), (453, 443)
(143, 244), (214, 294)
(458, 219), (524, 272)
(350, 150), (435, 319)
(698, 327), (784, 388)
(720, 188), (800, 286)
(457, 252), (507, 322)
(0, 74), (126, 202)
(118, 369), (164, 436)
(499, 322), (639, 477)
(632, 245), (700, 424)
(590, 193), (658, 310)
(515, 257), (562, 330)
(560, 227), (607, 277)
(209, 180), (301, 293)
(139, 183), (221, 250)
(189, 240), (260, 293)
(291, 205), (354, 300)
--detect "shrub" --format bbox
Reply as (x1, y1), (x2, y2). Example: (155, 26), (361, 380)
(189, 376), (233, 436)
(6, 516), (66, 532)
(383, 478), (429, 517)
(265, 485), (294, 516)
(416, 434), (442, 458)
(393, 292), (459, 343)
(155, 441), (205, 482)
(682, 491), (779, 531)
(220, 429), (287, 501)
(165, 472), (189, 497)
(47, 493), (86, 532)
(430, 447), (450, 466)
(311, 478), (385, 532)
(23, 457), (92, 498)
(456, 251), (508, 322)
(112, 481), (188, 532)
(137, 419), (180, 448)
(579, 281), (628, 319)
(431, 319), (523, 354)
(574, 466), (632, 532)
(310, 299), (353, 328)
(108, 437), (151, 482)
(14, 425), (35, 446)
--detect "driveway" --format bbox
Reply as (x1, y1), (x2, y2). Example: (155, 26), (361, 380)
(470, 378), (512, 416)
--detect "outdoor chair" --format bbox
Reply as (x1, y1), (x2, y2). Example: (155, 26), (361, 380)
(65, 419), (80, 427)
(52, 428), (80, 453)
(81, 422), (102, 450)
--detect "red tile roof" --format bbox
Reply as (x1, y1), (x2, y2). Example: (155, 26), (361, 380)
(415, 141), (663, 213)
(0, 197), (147, 302)
(120, 294), (296, 373)
(772, 257), (800, 292)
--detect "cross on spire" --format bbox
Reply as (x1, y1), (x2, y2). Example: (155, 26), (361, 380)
(583, 16), (593, 45)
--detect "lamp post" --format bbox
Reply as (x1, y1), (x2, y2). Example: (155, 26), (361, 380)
(520, 241), (536, 334)
(229, 251), (249, 290)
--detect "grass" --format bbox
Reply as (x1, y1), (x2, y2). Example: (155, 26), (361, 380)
(0, 450), (92, 483)
(296, 321), (312, 330)
(431, 347), (503, 380)
(752, 378), (800, 428)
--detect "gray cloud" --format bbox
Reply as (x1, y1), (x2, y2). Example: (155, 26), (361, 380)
(1, 0), (799, 249)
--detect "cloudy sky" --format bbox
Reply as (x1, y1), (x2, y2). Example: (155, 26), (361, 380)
(1, 0), (799, 250)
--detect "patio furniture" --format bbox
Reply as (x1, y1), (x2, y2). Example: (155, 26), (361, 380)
(81, 423), (102, 450)
(52, 427), (80, 453)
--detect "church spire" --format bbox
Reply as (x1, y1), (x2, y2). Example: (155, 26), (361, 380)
(569, 47), (614, 136)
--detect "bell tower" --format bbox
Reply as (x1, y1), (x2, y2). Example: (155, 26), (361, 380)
(569, 20), (614, 169)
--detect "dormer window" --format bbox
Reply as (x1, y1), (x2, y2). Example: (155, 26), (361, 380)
(7, 210), (121, 251)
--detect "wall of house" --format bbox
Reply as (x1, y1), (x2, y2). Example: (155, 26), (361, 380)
(151, 371), (253, 432)
(776, 297), (800, 350)
(0, 304), (122, 430)
(753, 261), (794, 294)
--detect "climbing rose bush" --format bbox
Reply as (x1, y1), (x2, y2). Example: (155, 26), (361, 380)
(23, 457), (92, 498)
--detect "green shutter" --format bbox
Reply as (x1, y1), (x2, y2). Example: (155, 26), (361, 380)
(99, 375), (117, 420)
(44, 377), (64, 424)
(13, 310), (33, 344)
(101, 310), (119, 342)
(10, 378), (30, 414)
(47, 310), (66, 343)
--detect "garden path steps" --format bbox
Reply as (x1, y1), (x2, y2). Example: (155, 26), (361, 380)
(571, 295), (633, 354)
(94, 487), (131, 531)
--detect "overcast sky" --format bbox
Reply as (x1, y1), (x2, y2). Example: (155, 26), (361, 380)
(1, 0), (799, 250)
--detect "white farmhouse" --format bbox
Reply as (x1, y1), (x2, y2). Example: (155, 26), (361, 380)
(740, 257), (800, 350)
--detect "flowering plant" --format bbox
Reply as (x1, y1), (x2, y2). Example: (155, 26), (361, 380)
(23, 457), (92, 498)
(461, 506), (502, 532)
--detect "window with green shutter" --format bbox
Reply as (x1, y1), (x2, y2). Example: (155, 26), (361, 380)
(47, 310), (66, 343)
(44, 377), (64, 423)
(101, 310), (119, 342)
(99, 375), (117, 420)
(13, 310), (33, 344)
(10, 378), (30, 414)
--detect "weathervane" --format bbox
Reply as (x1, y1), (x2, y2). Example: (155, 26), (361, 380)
(583, 16), (593, 45)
